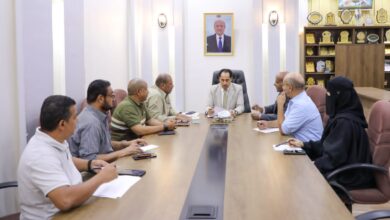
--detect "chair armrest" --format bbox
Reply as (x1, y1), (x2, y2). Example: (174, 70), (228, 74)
(326, 163), (388, 181)
(0, 181), (18, 189)
(356, 210), (390, 220)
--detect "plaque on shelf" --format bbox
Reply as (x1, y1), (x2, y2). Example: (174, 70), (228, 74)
(307, 77), (315, 86)
(376, 8), (388, 24)
(306, 47), (314, 56)
(306, 33), (316, 44)
(340, 9), (353, 24)
(319, 31), (334, 45)
(307, 11), (323, 25)
(367, 34), (379, 44)
(319, 47), (328, 56)
(328, 47), (335, 55)
(385, 47), (390, 55)
(325, 12), (336, 26)
(385, 30), (390, 43)
(316, 60), (325, 72)
(338, 31), (352, 44)
(306, 61), (315, 73)
(317, 80), (325, 87)
(325, 60), (334, 72)
(356, 31), (366, 44)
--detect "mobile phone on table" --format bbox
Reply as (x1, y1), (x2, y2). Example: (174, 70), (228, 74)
(283, 149), (306, 155)
(118, 169), (146, 177)
(132, 152), (157, 160)
(158, 130), (176, 135)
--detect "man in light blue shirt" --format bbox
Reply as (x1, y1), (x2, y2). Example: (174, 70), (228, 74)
(257, 72), (323, 142)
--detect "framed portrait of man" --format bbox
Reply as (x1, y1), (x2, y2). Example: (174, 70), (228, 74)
(204, 13), (234, 56)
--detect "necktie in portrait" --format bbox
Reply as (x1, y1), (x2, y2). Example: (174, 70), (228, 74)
(218, 37), (223, 52)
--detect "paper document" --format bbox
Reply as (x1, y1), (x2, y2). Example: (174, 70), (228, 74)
(253, 127), (279, 133)
(140, 144), (159, 152)
(93, 176), (141, 199)
(272, 144), (299, 152)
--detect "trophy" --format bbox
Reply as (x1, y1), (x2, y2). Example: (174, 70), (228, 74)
(306, 61), (315, 73)
(325, 12), (336, 26)
(377, 8), (388, 24)
(319, 47), (328, 56)
(328, 47), (335, 55)
(306, 33), (316, 44)
(306, 77), (315, 87)
(306, 47), (314, 56)
(317, 80), (325, 87)
(338, 31), (352, 44)
(356, 31), (366, 44)
(325, 60), (334, 72)
(319, 31), (334, 45)
(316, 60), (325, 72)
(385, 30), (390, 43)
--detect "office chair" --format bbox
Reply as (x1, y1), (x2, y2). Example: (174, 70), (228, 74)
(0, 181), (19, 220)
(327, 100), (390, 211)
(212, 70), (251, 113)
(355, 210), (390, 220)
(306, 85), (329, 127)
(113, 89), (127, 111)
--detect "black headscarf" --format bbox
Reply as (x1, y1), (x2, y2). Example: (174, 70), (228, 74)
(325, 76), (367, 128)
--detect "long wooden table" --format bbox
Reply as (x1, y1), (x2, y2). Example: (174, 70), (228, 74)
(356, 87), (390, 119)
(54, 114), (353, 220)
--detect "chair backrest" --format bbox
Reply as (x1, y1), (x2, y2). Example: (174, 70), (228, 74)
(0, 181), (19, 220)
(368, 100), (390, 199)
(306, 85), (329, 127)
(113, 89), (128, 110)
(212, 70), (251, 113)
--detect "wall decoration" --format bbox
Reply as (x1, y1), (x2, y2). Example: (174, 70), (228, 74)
(204, 13), (234, 56)
(376, 8), (388, 24)
(307, 11), (323, 25)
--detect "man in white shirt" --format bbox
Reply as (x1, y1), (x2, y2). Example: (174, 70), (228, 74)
(18, 95), (117, 219)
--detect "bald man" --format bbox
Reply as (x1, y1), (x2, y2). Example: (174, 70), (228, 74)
(251, 71), (289, 121)
(110, 78), (176, 141)
(145, 74), (190, 122)
(206, 19), (231, 53)
(257, 72), (323, 142)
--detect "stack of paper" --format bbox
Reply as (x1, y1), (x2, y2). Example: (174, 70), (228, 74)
(93, 176), (141, 199)
(140, 144), (159, 152)
(253, 127), (279, 133)
(272, 144), (299, 152)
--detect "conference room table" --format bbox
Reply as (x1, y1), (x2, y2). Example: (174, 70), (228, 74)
(54, 114), (353, 220)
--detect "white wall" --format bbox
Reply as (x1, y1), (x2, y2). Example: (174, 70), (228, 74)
(0, 0), (21, 217)
(184, 0), (255, 111)
(84, 0), (129, 91)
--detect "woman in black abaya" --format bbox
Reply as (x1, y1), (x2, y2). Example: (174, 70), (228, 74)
(289, 76), (373, 189)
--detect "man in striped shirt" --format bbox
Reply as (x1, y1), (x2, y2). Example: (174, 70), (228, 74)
(111, 78), (176, 141)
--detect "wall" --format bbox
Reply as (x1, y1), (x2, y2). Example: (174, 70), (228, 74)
(0, 0), (22, 217)
(84, 0), (129, 91)
(184, 0), (255, 111)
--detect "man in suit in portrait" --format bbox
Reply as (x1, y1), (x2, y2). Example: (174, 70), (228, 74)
(206, 19), (231, 53)
(207, 69), (244, 117)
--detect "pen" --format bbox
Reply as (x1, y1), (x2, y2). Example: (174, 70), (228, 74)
(275, 141), (288, 147)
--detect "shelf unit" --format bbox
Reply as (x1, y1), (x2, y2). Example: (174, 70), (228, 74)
(304, 26), (390, 90)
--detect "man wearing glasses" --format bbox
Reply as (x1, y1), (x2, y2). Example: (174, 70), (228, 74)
(69, 79), (145, 162)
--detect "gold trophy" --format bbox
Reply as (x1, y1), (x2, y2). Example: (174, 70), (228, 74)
(325, 12), (336, 26)
(377, 8), (388, 24)
(356, 31), (366, 44)
(306, 61), (315, 73)
(319, 31), (334, 45)
(338, 31), (352, 44)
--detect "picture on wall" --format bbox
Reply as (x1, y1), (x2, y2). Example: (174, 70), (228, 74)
(204, 13), (234, 56)
(338, 0), (373, 9)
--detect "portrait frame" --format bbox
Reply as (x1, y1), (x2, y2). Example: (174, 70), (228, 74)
(204, 13), (234, 56)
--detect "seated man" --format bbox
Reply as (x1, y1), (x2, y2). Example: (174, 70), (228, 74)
(251, 71), (289, 121)
(207, 68), (244, 117)
(257, 72), (323, 142)
(18, 95), (117, 219)
(69, 80), (144, 162)
(145, 73), (190, 122)
(111, 78), (176, 141)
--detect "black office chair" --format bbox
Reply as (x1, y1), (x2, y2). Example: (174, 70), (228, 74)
(212, 70), (251, 113)
(355, 210), (390, 220)
(0, 181), (19, 220)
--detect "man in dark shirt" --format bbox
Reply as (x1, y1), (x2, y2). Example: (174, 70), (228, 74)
(251, 71), (289, 121)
